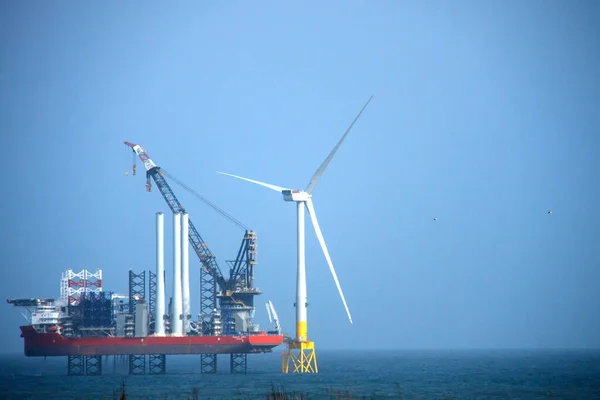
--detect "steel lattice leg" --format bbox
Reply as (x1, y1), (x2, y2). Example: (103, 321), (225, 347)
(128, 270), (146, 314)
(85, 355), (102, 376)
(230, 353), (247, 374)
(149, 354), (166, 375)
(200, 268), (216, 325)
(129, 355), (146, 375)
(201, 354), (217, 374)
(148, 271), (157, 335)
(67, 355), (85, 376)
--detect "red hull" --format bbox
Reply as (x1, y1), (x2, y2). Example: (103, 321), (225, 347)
(20, 326), (284, 357)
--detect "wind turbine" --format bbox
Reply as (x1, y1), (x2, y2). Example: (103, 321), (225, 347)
(217, 96), (373, 373)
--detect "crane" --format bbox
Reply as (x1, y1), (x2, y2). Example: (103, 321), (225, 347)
(265, 300), (281, 335)
(124, 141), (260, 337)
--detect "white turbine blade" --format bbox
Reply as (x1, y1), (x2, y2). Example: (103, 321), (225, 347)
(305, 198), (353, 324)
(270, 301), (281, 333)
(265, 302), (273, 323)
(305, 95), (373, 194)
(269, 300), (280, 323)
(217, 171), (288, 192)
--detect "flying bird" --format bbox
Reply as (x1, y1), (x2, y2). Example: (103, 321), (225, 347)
(547, 211), (552, 214)
(433, 217), (438, 221)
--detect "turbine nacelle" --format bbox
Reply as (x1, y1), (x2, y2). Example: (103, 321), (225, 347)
(282, 190), (311, 202)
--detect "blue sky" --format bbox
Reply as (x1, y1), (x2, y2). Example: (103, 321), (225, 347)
(1, 0), (599, 353)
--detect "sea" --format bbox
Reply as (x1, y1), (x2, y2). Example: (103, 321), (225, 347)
(0, 349), (599, 399)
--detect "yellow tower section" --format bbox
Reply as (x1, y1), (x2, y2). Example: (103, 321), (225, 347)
(281, 322), (318, 373)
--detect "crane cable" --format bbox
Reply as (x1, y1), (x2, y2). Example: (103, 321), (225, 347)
(160, 168), (249, 232)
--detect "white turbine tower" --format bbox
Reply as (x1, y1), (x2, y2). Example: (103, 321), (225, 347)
(218, 96), (373, 373)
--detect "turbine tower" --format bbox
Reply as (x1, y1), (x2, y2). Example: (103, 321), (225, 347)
(218, 96), (373, 373)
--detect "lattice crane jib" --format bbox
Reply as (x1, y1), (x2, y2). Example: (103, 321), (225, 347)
(125, 143), (225, 278)
(124, 141), (258, 330)
(227, 231), (257, 290)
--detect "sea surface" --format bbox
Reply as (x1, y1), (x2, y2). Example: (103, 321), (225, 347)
(0, 349), (599, 399)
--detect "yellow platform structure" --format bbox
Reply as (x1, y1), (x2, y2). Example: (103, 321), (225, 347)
(282, 339), (318, 373)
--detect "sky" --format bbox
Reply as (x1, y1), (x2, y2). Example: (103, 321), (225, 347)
(0, 0), (599, 354)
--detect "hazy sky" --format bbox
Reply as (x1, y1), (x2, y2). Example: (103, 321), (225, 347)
(1, 1), (599, 354)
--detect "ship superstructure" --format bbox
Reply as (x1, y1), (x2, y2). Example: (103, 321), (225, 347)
(7, 142), (288, 376)
(8, 265), (283, 376)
